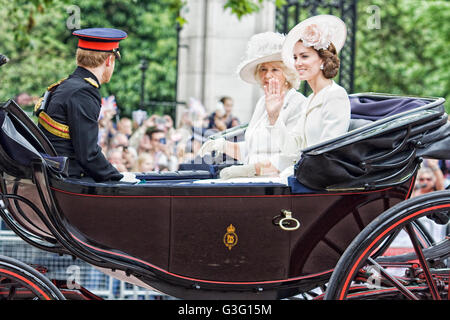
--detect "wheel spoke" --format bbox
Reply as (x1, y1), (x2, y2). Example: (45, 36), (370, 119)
(404, 223), (442, 300)
(324, 191), (450, 301)
(370, 229), (402, 259)
(352, 208), (365, 232)
(367, 257), (419, 300)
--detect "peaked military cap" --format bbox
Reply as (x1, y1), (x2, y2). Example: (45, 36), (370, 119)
(73, 28), (127, 59)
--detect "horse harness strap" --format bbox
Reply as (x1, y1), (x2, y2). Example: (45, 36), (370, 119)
(34, 77), (99, 139)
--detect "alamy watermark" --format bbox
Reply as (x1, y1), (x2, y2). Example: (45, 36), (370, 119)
(365, 265), (382, 289)
(66, 265), (81, 290)
(66, 5), (81, 30)
(366, 5), (381, 30)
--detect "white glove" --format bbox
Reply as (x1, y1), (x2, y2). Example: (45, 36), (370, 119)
(120, 172), (140, 183)
(219, 164), (256, 179)
(198, 138), (226, 157)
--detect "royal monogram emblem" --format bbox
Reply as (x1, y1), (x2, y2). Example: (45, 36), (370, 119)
(223, 224), (238, 250)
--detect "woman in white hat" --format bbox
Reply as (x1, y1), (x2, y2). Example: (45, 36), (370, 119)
(199, 32), (307, 179)
(277, 15), (351, 170)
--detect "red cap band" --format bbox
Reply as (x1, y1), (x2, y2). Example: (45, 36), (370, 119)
(78, 39), (119, 51)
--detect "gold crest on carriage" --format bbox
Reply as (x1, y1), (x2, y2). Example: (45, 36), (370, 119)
(223, 224), (238, 250)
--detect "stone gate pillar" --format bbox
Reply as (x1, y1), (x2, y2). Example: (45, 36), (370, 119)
(176, 0), (276, 125)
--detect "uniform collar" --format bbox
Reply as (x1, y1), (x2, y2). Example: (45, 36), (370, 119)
(73, 66), (101, 89)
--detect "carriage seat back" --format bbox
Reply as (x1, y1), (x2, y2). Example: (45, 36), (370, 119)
(0, 100), (68, 179)
(347, 96), (429, 132)
(349, 96), (428, 121)
(296, 95), (449, 191)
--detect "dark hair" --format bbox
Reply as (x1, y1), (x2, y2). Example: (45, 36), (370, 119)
(318, 42), (340, 79)
(145, 127), (164, 140)
(219, 96), (232, 104)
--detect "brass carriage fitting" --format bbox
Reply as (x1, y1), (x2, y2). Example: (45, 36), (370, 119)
(278, 209), (300, 231)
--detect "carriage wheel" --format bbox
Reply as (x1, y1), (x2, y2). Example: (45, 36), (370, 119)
(0, 255), (65, 300)
(324, 190), (450, 300)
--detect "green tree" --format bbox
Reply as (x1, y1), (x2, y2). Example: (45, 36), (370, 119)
(75, 0), (181, 116)
(223, 0), (450, 113)
(0, 0), (72, 107)
(224, 0), (286, 19)
(355, 0), (449, 112)
(0, 0), (183, 117)
(1, 0), (448, 115)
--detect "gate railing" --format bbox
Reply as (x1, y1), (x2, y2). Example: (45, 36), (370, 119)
(275, 0), (357, 95)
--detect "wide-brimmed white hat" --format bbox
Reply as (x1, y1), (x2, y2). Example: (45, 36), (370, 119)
(282, 15), (347, 70)
(237, 32), (285, 84)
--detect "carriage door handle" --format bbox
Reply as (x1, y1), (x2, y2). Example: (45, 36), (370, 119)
(273, 209), (300, 231)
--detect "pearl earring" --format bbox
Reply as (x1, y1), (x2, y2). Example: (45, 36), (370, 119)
(320, 64), (324, 70)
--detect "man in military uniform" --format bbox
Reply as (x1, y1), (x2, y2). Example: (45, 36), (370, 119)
(35, 28), (137, 183)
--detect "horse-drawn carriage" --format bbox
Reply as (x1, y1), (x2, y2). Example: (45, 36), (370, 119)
(0, 84), (448, 300)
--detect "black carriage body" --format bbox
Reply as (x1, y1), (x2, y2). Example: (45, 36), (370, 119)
(54, 178), (411, 276)
(4, 170), (413, 299)
(0, 94), (448, 299)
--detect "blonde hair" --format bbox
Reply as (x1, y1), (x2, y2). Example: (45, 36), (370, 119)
(254, 61), (300, 90)
(417, 167), (436, 182)
(132, 152), (154, 172)
(76, 48), (113, 68)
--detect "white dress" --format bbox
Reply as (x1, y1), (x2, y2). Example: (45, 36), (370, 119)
(277, 81), (351, 179)
(237, 88), (307, 172)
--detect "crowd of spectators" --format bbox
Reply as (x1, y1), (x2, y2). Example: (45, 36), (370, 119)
(14, 92), (450, 188)
(101, 95), (450, 193)
(98, 95), (240, 174)
(411, 115), (450, 196)
(411, 159), (448, 197)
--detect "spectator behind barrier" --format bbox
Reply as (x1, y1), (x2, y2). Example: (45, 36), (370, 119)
(412, 159), (445, 197)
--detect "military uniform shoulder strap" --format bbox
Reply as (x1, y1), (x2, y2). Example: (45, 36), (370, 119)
(47, 77), (67, 91)
(34, 77), (71, 139)
(34, 77), (67, 115)
(83, 77), (99, 88)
